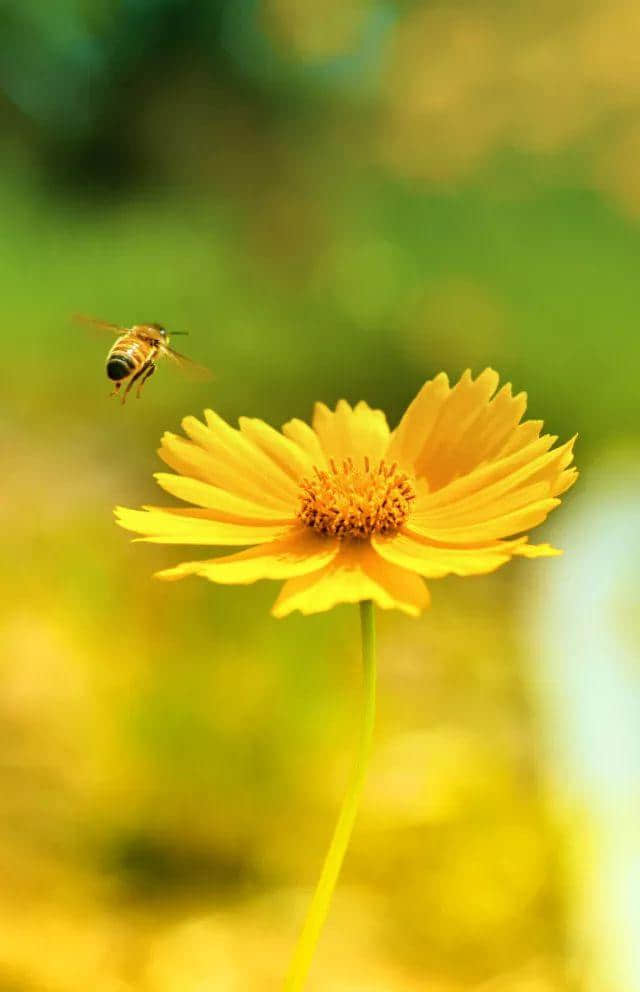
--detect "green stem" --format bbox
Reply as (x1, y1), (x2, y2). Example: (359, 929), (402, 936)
(283, 600), (377, 992)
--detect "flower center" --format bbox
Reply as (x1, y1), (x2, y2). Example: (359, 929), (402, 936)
(298, 457), (416, 540)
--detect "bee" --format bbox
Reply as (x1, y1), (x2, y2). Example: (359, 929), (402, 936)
(74, 315), (211, 403)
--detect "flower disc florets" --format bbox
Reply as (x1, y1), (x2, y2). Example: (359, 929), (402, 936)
(298, 457), (416, 540)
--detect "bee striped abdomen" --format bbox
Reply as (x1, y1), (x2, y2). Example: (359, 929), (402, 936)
(106, 354), (136, 381)
(106, 336), (149, 381)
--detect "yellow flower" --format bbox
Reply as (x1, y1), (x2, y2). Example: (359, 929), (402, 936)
(115, 369), (577, 618)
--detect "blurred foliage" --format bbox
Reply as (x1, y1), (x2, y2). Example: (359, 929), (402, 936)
(2, 0), (639, 988)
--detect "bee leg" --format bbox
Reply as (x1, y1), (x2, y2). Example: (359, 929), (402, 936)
(110, 382), (122, 399)
(121, 364), (148, 404)
(136, 362), (156, 398)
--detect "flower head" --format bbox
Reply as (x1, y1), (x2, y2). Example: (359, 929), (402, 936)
(115, 369), (577, 617)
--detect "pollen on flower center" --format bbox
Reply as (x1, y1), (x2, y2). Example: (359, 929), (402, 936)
(297, 457), (416, 540)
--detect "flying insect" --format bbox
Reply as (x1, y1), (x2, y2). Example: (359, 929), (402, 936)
(74, 315), (211, 403)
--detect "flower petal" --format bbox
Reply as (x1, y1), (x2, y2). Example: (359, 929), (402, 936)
(154, 473), (295, 521)
(499, 418), (544, 456)
(410, 434), (563, 514)
(238, 417), (315, 481)
(387, 369), (543, 491)
(409, 437), (576, 538)
(387, 372), (450, 470)
(312, 400), (390, 466)
(159, 431), (293, 511)
(185, 412), (299, 503)
(158, 409), (304, 507)
(372, 531), (528, 578)
(414, 481), (552, 528)
(271, 544), (430, 618)
(372, 530), (565, 577)
(406, 497), (561, 544)
(553, 467), (579, 496)
(513, 541), (563, 558)
(155, 528), (339, 582)
(281, 418), (328, 468)
(411, 369), (500, 487)
(114, 506), (293, 545)
(464, 383), (529, 464)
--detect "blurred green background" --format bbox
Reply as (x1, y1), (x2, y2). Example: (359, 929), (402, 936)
(3, 1), (640, 989)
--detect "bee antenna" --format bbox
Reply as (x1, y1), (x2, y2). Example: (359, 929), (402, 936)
(170, 330), (189, 336)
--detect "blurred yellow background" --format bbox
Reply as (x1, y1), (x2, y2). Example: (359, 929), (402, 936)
(2, 1), (640, 989)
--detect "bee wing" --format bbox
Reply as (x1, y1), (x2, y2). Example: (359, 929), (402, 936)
(162, 345), (214, 381)
(73, 313), (128, 336)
